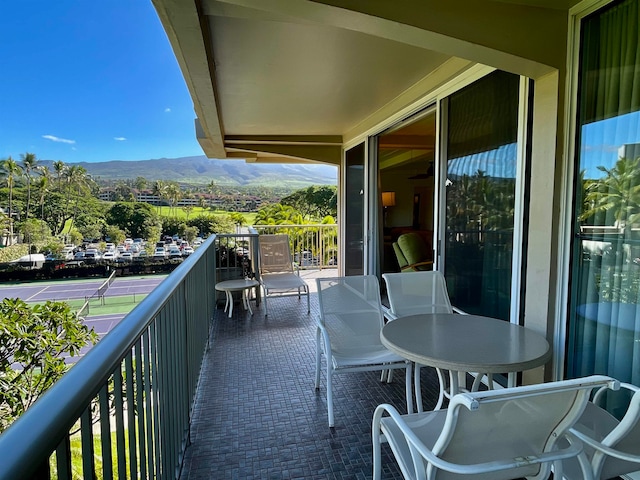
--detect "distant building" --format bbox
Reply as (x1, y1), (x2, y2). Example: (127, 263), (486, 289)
(618, 143), (640, 161)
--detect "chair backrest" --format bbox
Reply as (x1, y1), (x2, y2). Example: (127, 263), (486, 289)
(382, 271), (452, 318)
(392, 242), (409, 270)
(590, 385), (640, 479)
(316, 275), (385, 354)
(258, 234), (295, 274)
(396, 232), (431, 264)
(428, 375), (617, 480)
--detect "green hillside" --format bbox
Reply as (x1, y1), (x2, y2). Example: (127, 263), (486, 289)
(41, 156), (338, 187)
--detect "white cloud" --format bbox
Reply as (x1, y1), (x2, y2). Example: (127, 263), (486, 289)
(164, 107), (171, 113)
(42, 134), (75, 144)
(114, 137), (127, 141)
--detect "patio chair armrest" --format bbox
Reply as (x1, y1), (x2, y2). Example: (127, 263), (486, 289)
(374, 404), (589, 477)
(400, 260), (433, 271)
(591, 381), (629, 405)
(569, 427), (640, 463)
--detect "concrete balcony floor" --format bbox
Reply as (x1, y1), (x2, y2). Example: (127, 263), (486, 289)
(180, 269), (443, 479)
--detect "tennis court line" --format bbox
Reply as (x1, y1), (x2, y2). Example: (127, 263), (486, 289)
(25, 285), (49, 302)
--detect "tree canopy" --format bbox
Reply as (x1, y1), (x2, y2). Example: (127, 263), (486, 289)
(280, 185), (337, 220)
(0, 299), (98, 432)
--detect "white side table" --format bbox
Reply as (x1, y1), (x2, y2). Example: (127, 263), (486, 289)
(215, 279), (259, 318)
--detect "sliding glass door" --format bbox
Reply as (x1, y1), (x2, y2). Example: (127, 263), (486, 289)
(443, 70), (521, 320)
(567, 0), (640, 401)
(344, 143), (366, 276)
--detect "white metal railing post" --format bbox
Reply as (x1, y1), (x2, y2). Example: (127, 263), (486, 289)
(251, 224), (338, 269)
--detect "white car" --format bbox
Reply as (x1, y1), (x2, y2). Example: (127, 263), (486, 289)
(118, 252), (133, 262)
(182, 246), (195, 256)
(168, 246), (182, 258)
(102, 251), (117, 261)
(153, 247), (167, 258)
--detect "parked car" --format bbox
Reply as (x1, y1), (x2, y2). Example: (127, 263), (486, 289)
(168, 246), (182, 258)
(294, 251), (318, 266)
(118, 252), (133, 262)
(182, 246), (195, 256)
(74, 251), (85, 260)
(102, 251), (117, 261)
(84, 249), (101, 262)
(153, 247), (167, 258)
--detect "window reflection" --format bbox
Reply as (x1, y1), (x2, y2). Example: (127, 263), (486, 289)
(445, 71), (519, 320)
(568, 0), (640, 409)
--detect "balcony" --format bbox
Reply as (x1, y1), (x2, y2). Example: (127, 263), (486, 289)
(181, 268), (441, 480)
(0, 231), (442, 479)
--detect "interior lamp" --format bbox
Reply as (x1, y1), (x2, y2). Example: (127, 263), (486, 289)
(382, 191), (396, 208)
(382, 191), (396, 229)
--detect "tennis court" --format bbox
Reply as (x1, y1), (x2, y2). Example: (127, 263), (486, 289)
(0, 275), (168, 363)
(0, 275), (167, 303)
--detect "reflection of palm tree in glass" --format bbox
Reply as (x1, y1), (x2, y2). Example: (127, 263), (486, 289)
(446, 170), (514, 242)
(580, 157), (640, 228)
(578, 157), (640, 304)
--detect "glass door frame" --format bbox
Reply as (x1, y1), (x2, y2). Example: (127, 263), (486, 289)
(435, 76), (532, 326)
(558, 0), (636, 380)
(341, 65), (531, 307)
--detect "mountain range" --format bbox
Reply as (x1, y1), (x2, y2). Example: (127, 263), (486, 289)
(43, 155), (338, 188)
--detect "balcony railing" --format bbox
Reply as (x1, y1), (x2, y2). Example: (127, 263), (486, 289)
(251, 224), (338, 269)
(0, 226), (338, 479)
(0, 235), (218, 479)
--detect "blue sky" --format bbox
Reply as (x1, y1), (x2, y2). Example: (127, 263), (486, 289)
(0, 1), (204, 164)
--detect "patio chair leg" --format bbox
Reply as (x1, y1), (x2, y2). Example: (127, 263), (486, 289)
(327, 368), (334, 427)
(315, 329), (322, 389)
(372, 410), (384, 480)
(415, 364), (423, 413)
(405, 362), (414, 414)
(264, 290), (269, 317)
(434, 368), (446, 410)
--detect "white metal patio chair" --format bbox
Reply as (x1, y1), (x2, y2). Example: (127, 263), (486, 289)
(257, 234), (310, 317)
(373, 375), (618, 480)
(315, 275), (414, 427)
(382, 271), (455, 411)
(561, 381), (640, 480)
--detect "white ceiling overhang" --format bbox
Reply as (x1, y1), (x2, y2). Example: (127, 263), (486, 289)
(153, 0), (579, 164)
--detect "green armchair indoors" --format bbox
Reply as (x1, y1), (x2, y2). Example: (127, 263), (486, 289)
(392, 232), (433, 272)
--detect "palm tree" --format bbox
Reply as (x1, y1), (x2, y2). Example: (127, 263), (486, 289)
(2, 157), (23, 226)
(165, 183), (182, 217)
(152, 180), (167, 214)
(20, 152), (38, 220)
(65, 165), (88, 233)
(35, 175), (49, 222)
(52, 160), (66, 192)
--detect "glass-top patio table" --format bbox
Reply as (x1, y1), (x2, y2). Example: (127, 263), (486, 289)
(380, 313), (552, 398)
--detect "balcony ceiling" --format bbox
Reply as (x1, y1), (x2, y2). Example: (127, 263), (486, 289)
(153, 0), (581, 165)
